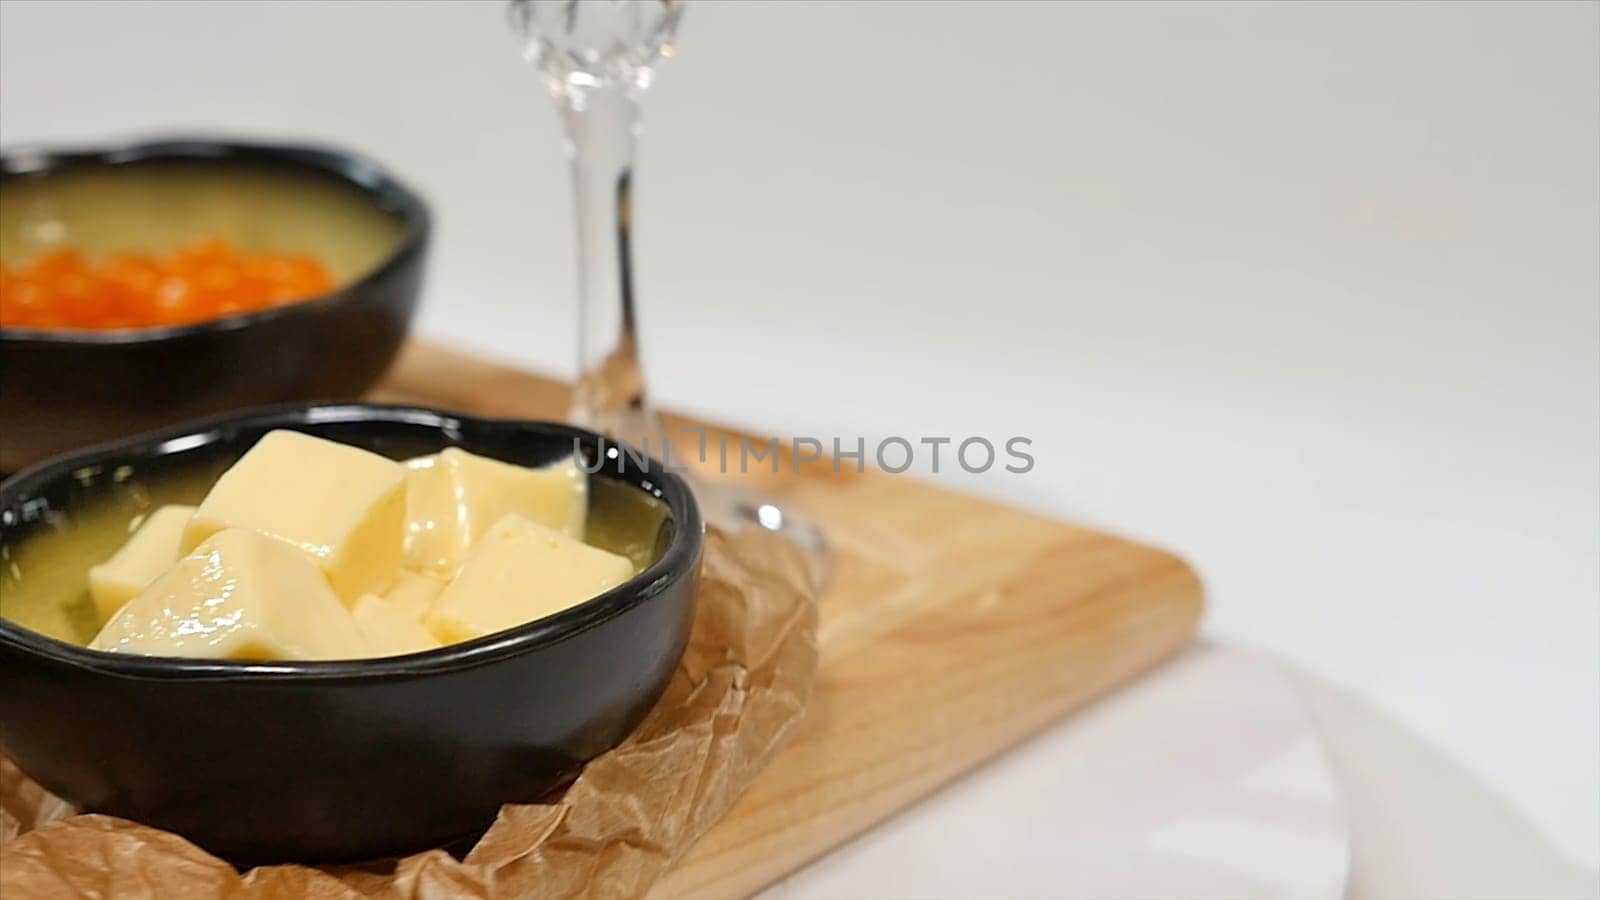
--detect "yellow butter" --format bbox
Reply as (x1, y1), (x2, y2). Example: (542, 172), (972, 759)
(383, 569), (445, 620)
(425, 513), (632, 645)
(352, 593), (442, 657)
(88, 504), (196, 624)
(402, 449), (587, 577)
(90, 528), (369, 661)
(183, 430), (406, 604)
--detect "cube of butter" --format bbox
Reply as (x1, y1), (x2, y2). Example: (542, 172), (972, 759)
(183, 430), (406, 603)
(90, 528), (370, 661)
(352, 593), (442, 657)
(402, 449), (587, 577)
(425, 513), (633, 645)
(383, 569), (445, 620)
(88, 504), (195, 624)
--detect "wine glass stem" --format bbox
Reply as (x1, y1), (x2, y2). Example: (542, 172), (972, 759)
(549, 64), (831, 585)
(559, 85), (653, 438)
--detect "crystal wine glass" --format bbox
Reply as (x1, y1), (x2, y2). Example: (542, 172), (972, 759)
(507, 0), (830, 585)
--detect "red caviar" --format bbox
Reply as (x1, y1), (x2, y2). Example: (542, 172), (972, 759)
(0, 237), (334, 330)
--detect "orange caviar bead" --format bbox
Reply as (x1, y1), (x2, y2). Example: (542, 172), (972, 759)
(0, 238), (334, 331)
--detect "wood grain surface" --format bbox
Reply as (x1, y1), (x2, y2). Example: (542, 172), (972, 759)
(372, 342), (1205, 899)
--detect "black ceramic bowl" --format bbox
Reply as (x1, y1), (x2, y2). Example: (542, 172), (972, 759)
(0, 405), (701, 864)
(0, 138), (430, 472)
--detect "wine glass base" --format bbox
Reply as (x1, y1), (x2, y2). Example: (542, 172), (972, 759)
(573, 406), (833, 591)
(691, 478), (833, 593)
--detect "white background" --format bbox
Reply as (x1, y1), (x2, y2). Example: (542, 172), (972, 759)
(2, 1), (1596, 894)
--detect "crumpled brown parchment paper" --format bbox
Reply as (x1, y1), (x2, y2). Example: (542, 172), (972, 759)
(0, 527), (818, 899)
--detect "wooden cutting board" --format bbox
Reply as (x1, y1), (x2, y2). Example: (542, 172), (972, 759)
(372, 342), (1205, 899)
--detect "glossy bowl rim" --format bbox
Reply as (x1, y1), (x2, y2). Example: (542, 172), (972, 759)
(0, 403), (704, 682)
(0, 136), (431, 345)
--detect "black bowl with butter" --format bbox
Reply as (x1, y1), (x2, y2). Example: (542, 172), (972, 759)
(0, 404), (701, 864)
(0, 138), (430, 472)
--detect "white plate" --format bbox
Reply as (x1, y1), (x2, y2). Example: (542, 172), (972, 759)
(759, 643), (1349, 900)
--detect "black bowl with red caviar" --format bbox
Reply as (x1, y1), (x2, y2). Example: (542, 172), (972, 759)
(0, 138), (430, 472)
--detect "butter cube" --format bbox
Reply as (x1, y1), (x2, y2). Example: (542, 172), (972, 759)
(402, 449), (587, 577)
(425, 513), (633, 645)
(88, 504), (195, 624)
(91, 528), (369, 661)
(383, 569), (445, 620)
(183, 430), (406, 603)
(352, 593), (442, 657)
